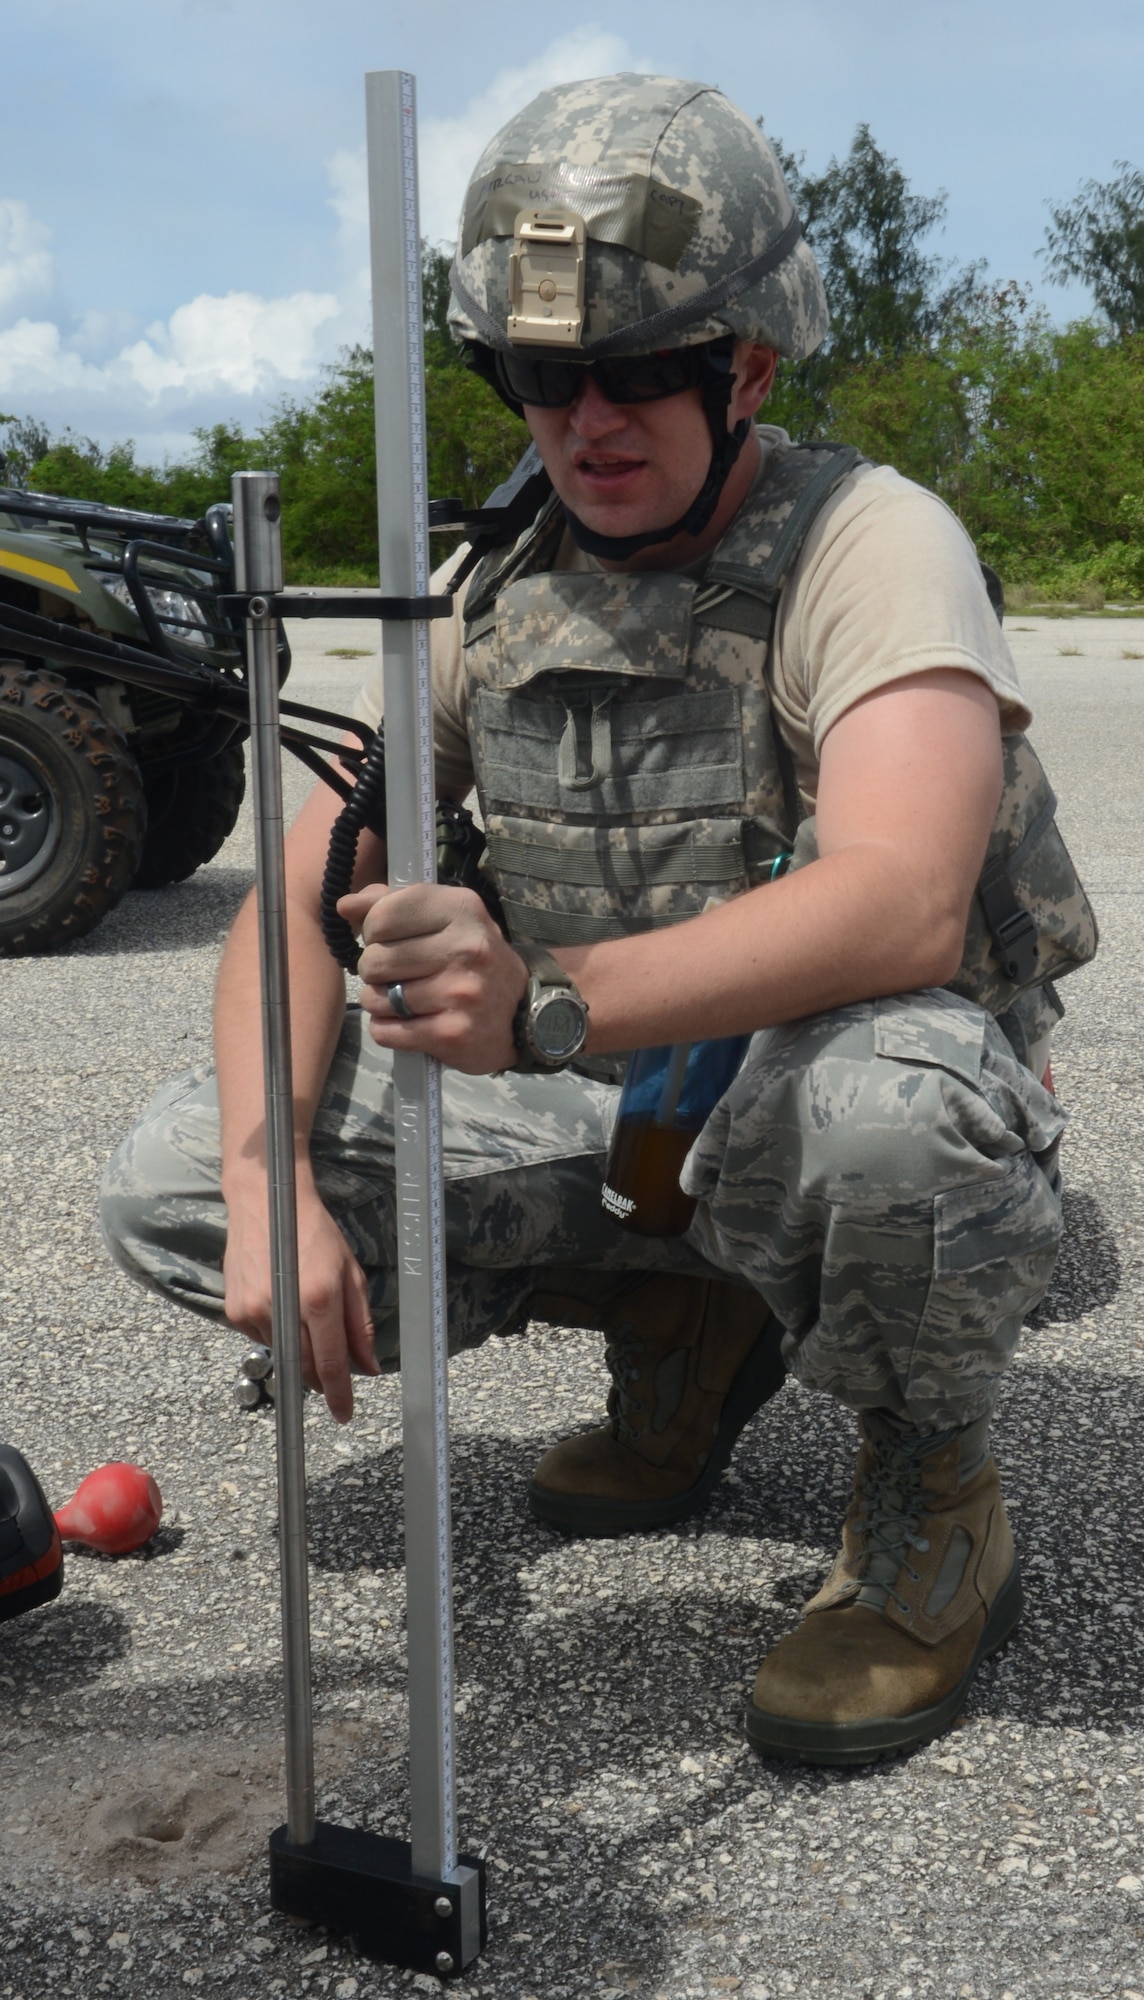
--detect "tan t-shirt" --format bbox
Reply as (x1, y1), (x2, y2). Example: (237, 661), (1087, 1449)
(353, 426), (1031, 804)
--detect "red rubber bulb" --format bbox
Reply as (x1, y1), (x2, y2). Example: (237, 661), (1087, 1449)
(54, 1462), (163, 1555)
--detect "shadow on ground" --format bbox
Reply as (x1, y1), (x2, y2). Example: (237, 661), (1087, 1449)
(2, 1359), (1139, 1992)
(59, 870), (252, 958)
(302, 1350), (1144, 1740)
(0, 1600), (131, 1700)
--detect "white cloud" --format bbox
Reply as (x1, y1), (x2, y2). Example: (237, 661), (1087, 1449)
(0, 284), (339, 412)
(0, 201), (55, 318)
(0, 30), (649, 450)
(324, 143), (373, 340)
(119, 289), (340, 398)
(326, 25), (640, 279)
(0, 319), (103, 395)
(327, 143), (369, 249)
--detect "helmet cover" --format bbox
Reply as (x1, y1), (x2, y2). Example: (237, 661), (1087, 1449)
(449, 74), (829, 360)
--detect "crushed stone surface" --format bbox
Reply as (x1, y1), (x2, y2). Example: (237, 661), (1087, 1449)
(1, 629), (1142, 1998)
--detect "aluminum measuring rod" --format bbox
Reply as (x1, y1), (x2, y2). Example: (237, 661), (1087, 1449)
(238, 72), (487, 1982)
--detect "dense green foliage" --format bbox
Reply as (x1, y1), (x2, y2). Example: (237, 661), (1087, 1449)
(3, 421), (260, 524)
(761, 131), (1144, 602)
(829, 307), (1144, 599)
(761, 122), (982, 441)
(2, 165), (1143, 602)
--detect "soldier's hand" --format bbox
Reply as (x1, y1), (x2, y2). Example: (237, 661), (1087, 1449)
(222, 1181), (379, 1423)
(340, 881), (528, 1073)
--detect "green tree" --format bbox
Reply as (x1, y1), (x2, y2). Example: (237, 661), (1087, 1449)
(6, 417), (263, 519)
(976, 322), (1144, 594)
(258, 342), (526, 581)
(163, 423), (268, 518)
(1041, 162), (1144, 339)
(259, 346), (377, 578)
(0, 413), (52, 486)
(25, 435), (171, 512)
(823, 282), (1031, 531)
(422, 242), (461, 368)
(760, 123), (981, 438)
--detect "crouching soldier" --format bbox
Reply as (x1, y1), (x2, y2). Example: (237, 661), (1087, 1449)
(102, 73), (1095, 1763)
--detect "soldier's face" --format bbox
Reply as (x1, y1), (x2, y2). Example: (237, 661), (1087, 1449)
(524, 339), (777, 566)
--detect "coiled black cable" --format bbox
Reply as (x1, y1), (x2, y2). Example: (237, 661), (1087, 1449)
(319, 725), (389, 974)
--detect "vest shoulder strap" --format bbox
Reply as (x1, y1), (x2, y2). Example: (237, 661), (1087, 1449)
(463, 486), (564, 629)
(702, 441), (869, 604)
(689, 442), (869, 830)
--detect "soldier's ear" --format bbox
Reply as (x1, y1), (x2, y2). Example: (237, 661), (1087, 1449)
(732, 343), (779, 420)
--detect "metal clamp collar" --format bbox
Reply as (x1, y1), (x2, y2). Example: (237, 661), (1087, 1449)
(219, 591), (454, 622)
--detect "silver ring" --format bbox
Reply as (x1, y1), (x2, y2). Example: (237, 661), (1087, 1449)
(387, 981), (414, 1020)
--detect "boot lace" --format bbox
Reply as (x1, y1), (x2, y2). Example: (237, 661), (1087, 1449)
(604, 1332), (644, 1442)
(850, 1445), (933, 1616)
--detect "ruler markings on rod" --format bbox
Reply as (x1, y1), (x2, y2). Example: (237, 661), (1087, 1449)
(426, 1058), (455, 1810)
(397, 67), (458, 1866)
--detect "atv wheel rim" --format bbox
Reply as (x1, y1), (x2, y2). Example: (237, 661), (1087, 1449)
(0, 744), (61, 894)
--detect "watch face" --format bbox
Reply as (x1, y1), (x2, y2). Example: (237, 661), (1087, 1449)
(533, 992), (587, 1060)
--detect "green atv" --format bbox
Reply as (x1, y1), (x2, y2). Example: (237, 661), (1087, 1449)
(0, 487), (269, 953)
(0, 453), (548, 957)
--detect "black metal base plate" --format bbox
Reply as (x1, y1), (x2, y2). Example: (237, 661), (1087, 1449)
(269, 1822), (487, 1976)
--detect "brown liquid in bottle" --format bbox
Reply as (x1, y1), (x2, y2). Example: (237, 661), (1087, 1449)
(601, 1118), (701, 1237)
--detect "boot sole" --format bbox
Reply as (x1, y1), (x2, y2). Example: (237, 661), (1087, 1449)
(527, 1318), (786, 1537)
(743, 1560), (1024, 1767)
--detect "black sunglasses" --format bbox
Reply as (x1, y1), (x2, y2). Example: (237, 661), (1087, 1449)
(472, 337), (735, 410)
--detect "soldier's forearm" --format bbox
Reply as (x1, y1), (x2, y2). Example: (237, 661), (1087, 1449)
(556, 670), (1000, 1052)
(214, 885), (348, 1200)
(555, 838), (970, 1054)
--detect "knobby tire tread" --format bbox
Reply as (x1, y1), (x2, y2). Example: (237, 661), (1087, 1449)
(0, 666), (145, 954)
(133, 741), (246, 890)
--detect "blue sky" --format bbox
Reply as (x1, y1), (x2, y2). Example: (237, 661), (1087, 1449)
(2, 0), (1139, 466)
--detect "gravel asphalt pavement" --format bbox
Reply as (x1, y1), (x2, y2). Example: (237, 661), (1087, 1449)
(1, 616), (1142, 2000)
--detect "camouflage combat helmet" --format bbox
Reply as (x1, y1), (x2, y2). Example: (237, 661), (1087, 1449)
(449, 73), (828, 360)
(449, 74), (829, 557)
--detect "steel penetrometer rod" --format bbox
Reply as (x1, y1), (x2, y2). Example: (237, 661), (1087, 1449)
(365, 66), (460, 1886)
(232, 470), (316, 1850)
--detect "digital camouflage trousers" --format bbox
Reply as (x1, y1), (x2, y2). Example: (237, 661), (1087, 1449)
(100, 987), (1066, 1430)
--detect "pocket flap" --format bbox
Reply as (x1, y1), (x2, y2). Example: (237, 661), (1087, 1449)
(495, 571), (696, 688)
(874, 991), (986, 1089)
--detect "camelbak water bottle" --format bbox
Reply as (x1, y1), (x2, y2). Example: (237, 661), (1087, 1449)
(601, 1035), (751, 1237)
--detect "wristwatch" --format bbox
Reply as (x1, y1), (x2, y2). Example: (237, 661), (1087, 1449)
(510, 944), (589, 1071)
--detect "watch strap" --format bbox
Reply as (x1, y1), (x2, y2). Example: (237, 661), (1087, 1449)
(509, 942), (570, 987)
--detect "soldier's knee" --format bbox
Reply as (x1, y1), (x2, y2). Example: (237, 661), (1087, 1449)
(97, 1067), (228, 1307)
(725, 992), (1039, 1207)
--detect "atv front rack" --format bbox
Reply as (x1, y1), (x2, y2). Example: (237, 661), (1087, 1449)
(0, 595), (368, 797)
(0, 486), (212, 544)
(0, 448), (554, 804)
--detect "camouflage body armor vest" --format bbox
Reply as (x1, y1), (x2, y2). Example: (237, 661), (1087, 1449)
(462, 441), (1097, 1053)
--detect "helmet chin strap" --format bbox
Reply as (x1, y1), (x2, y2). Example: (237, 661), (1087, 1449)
(562, 359), (752, 562)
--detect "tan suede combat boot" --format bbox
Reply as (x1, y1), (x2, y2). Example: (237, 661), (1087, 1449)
(745, 1409), (1022, 1764)
(527, 1274), (786, 1535)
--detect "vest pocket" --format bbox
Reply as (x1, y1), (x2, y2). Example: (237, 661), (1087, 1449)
(950, 734), (1098, 1014)
(783, 735), (1098, 1019)
(485, 813), (751, 943)
(471, 682), (746, 815)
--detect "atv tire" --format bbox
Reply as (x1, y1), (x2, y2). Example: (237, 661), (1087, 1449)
(0, 666), (146, 955)
(133, 740), (246, 889)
